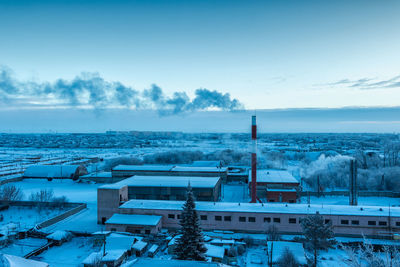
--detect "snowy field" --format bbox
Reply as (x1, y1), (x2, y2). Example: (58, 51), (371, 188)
(0, 238), (47, 258)
(300, 195), (400, 206)
(0, 206), (66, 234)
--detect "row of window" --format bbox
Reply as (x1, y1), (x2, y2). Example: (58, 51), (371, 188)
(167, 214), (399, 227)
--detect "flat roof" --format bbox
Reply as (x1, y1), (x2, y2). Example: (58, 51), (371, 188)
(100, 176), (220, 189)
(80, 172), (112, 178)
(128, 259), (221, 267)
(106, 214), (162, 226)
(172, 166), (227, 172)
(249, 169), (299, 184)
(113, 165), (174, 171)
(119, 199), (400, 217)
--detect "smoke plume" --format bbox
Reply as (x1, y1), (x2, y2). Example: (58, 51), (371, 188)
(0, 66), (243, 114)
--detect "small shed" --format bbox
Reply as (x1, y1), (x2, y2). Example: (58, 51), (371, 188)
(105, 214), (162, 235)
(102, 249), (126, 267)
(82, 252), (103, 267)
(46, 230), (72, 246)
(132, 240), (148, 256)
(205, 244), (225, 263)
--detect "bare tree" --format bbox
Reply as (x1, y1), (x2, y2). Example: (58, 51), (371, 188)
(29, 189), (54, 202)
(0, 185), (24, 201)
(267, 225), (281, 241)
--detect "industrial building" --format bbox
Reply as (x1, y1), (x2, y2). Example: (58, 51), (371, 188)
(249, 169), (299, 203)
(97, 175), (221, 224)
(23, 165), (88, 180)
(98, 198), (400, 238)
(112, 165), (228, 182)
(105, 214), (162, 234)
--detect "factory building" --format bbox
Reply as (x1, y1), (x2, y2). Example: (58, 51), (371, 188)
(98, 198), (400, 238)
(97, 175), (221, 224)
(112, 165), (228, 182)
(248, 169), (299, 203)
(23, 165), (88, 180)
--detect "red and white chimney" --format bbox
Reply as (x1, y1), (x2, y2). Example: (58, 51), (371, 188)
(251, 115), (257, 203)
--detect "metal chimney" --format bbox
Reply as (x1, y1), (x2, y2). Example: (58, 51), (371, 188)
(251, 115), (257, 203)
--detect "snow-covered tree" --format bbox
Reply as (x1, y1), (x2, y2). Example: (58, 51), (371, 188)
(173, 185), (207, 261)
(301, 214), (335, 267)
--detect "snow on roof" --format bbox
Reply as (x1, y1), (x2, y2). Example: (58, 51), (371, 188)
(100, 176), (220, 189)
(106, 214), (162, 226)
(106, 235), (137, 251)
(168, 234), (182, 246)
(148, 244), (159, 253)
(266, 188), (297, 192)
(205, 244), (225, 259)
(102, 249), (126, 261)
(267, 241), (307, 264)
(249, 169), (298, 184)
(120, 199), (400, 217)
(172, 166), (227, 172)
(23, 165), (81, 178)
(80, 172), (112, 178)
(2, 254), (49, 267)
(46, 230), (71, 241)
(113, 165), (174, 171)
(191, 161), (222, 167)
(82, 252), (103, 265)
(128, 259), (221, 267)
(132, 240), (147, 251)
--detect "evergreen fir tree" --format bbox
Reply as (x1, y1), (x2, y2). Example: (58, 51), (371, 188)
(173, 184), (207, 261)
(301, 214), (335, 267)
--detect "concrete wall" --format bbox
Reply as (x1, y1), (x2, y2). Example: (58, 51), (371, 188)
(97, 186), (128, 224)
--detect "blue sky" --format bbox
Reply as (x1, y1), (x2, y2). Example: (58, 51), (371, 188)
(0, 0), (400, 132)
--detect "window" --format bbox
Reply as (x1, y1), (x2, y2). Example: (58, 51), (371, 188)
(145, 230), (150, 234)
(239, 216), (246, 222)
(273, 218), (281, 223)
(249, 217), (256, 222)
(111, 228), (116, 232)
(396, 222), (400, 227)
(351, 220), (359, 225)
(224, 216), (232, 221)
(289, 200), (295, 203)
(341, 220), (349, 225)
(101, 217), (106, 225)
(168, 214), (175, 219)
(264, 217), (271, 223)
(215, 216), (222, 221)
(200, 215), (208, 221)
(324, 219), (331, 224)
(379, 221), (387, 226)
(289, 218), (296, 224)
(177, 215), (181, 219)
(269, 199), (275, 202)
(368, 221), (376, 226)
(135, 229), (141, 234)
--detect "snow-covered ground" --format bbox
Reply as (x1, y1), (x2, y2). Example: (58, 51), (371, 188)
(0, 238), (47, 257)
(300, 195), (400, 206)
(34, 237), (98, 267)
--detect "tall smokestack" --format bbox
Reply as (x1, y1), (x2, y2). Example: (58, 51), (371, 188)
(349, 159), (358, 206)
(251, 115), (257, 203)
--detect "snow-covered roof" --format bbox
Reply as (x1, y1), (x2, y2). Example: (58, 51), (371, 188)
(205, 244), (225, 259)
(100, 176), (220, 189)
(106, 235), (137, 251)
(266, 188), (297, 192)
(102, 249), (126, 261)
(148, 244), (158, 254)
(80, 172), (112, 178)
(249, 169), (299, 184)
(191, 161), (222, 167)
(113, 165), (174, 171)
(1, 254), (49, 267)
(267, 241), (307, 264)
(127, 259), (221, 267)
(172, 166), (227, 172)
(46, 230), (71, 241)
(132, 240), (147, 251)
(82, 252), (103, 265)
(120, 199), (400, 217)
(23, 165), (81, 178)
(106, 214), (162, 226)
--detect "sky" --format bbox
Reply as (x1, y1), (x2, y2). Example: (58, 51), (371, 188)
(0, 0), (400, 132)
